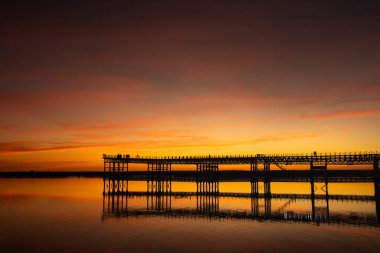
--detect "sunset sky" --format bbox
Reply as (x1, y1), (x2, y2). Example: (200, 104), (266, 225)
(1, 0), (379, 171)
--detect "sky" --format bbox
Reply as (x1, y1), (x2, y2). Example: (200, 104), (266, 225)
(0, 0), (380, 171)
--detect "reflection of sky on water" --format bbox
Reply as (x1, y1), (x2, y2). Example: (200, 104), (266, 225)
(0, 178), (379, 253)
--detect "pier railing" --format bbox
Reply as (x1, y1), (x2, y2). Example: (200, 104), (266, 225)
(103, 152), (379, 165)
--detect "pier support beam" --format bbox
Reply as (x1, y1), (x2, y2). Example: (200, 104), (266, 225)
(103, 159), (106, 194)
(250, 181), (259, 196)
(262, 161), (271, 216)
(196, 162), (219, 195)
(196, 162), (219, 213)
(374, 156), (380, 223)
(250, 161), (258, 172)
(264, 162), (271, 197)
(146, 161), (172, 211)
(324, 164), (329, 220)
(310, 159), (315, 221)
(147, 162), (172, 195)
(103, 157), (129, 195)
(250, 161), (259, 196)
(310, 159), (330, 222)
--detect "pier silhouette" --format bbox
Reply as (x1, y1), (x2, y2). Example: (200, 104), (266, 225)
(102, 152), (380, 227)
(103, 152), (380, 193)
(103, 153), (379, 184)
(102, 154), (380, 227)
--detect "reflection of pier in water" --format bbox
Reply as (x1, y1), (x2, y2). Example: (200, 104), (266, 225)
(102, 179), (380, 228)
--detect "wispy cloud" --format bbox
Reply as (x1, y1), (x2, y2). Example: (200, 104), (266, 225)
(300, 109), (380, 120)
(0, 141), (112, 155)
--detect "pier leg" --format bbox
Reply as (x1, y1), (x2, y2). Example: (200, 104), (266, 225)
(147, 163), (151, 194)
(250, 161), (258, 172)
(196, 162), (219, 196)
(310, 159), (315, 222)
(264, 162), (270, 172)
(117, 162), (121, 192)
(262, 162), (271, 217)
(325, 168), (330, 221)
(196, 162), (219, 214)
(126, 162), (128, 193)
(264, 181), (271, 197)
(112, 162), (116, 193)
(126, 172), (129, 194)
(264, 162), (271, 197)
(121, 162), (124, 192)
(250, 181), (258, 196)
(103, 159), (106, 194)
(374, 156), (380, 223)
(107, 161), (111, 194)
(251, 160), (259, 197)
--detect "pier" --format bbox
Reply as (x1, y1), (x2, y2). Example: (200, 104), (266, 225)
(102, 152), (380, 194)
(102, 152), (380, 226)
(103, 153), (379, 178)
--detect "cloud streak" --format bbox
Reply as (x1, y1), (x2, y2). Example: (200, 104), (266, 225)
(0, 141), (112, 155)
(300, 109), (380, 120)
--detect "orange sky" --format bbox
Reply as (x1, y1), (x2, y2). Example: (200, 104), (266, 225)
(0, 1), (379, 171)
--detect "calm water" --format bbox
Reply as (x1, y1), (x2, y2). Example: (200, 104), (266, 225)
(1, 178), (380, 253)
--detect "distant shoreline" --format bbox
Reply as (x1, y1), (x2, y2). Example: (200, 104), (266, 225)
(0, 171), (104, 178)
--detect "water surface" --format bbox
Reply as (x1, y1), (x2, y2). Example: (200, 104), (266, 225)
(0, 178), (379, 253)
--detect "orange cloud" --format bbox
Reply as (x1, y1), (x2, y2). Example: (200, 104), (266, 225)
(301, 109), (380, 120)
(0, 141), (113, 155)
